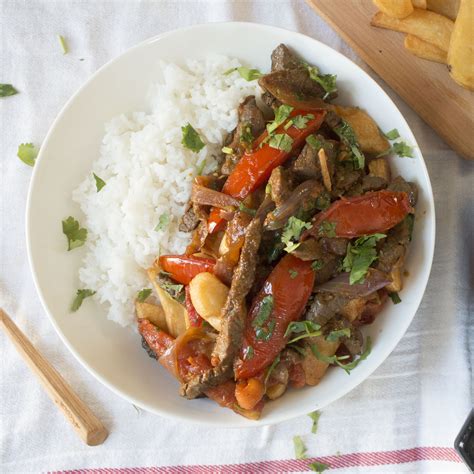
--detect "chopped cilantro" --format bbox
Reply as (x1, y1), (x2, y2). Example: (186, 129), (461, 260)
(17, 143), (38, 167)
(62, 216), (87, 251)
(292, 114), (314, 129)
(315, 192), (331, 211)
(326, 328), (351, 342)
(268, 133), (293, 152)
(264, 354), (281, 386)
(342, 233), (386, 284)
(311, 260), (323, 271)
(267, 105), (294, 134)
(293, 435), (307, 460)
(224, 66), (263, 81)
(384, 128), (400, 140)
(0, 84), (18, 97)
(181, 123), (205, 152)
(392, 141), (414, 158)
(243, 346), (254, 360)
(285, 320), (322, 343)
(252, 295), (274, 329)
(318, 221), (336, 238)
(309, 461), (330, 473)
(306, 135), (323, 151)
(255, 320), (276, 341)
(307, 65), (337, 99)
(308, 410), (321, 434)
(239, 202), (256, 216)
(334, 120), (365, 169)
(136, 288), (152, 302)
(71, 289), (95, 312)
(389, 292), (401, 304)
(221, 146), (233, 154)
(281, 216), (312, 253)
(289, 269), (299, 279)
(159, 280), (184, 303)
(57, 35), (68, 54)
(240, 123), (254, 147)
(93, 173), (106, 192)
(155, 213), (169, 232)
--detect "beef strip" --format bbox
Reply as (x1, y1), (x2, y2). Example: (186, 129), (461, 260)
(376, 218), (411, 273)
(179, 204), (199, 232)
(361, 175), (387, 192)
(221, 96), (266, 175)
(268, 166), (294, 207)
(388, 176), (418, 207)
(319, 237), (348, 256)
(332, 163), (363, 196)
(261, 91), (280, 110)
(322, 316), (363, 356)
(180, 211), (268, 399)
(271, 44), (302, 71)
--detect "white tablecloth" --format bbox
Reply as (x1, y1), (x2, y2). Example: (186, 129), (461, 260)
(1, 1), (472, 473)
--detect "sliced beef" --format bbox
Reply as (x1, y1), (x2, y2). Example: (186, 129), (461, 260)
(180, 211), (267, 399)
(271, 44), (302, 71)
(322, 316), (363, 356)
(319, 237), (348, 256)
(261, 91), (280, 110)
(268, 166), (294, 207)
(291, 143), (320, 180)
(388, 176), (418, 207)
(361, 175), (388, 192)
(324, 110), (342, 129)
(179, 204), (199, 232)
(376, 218), (411, 273)
(333, 164), (363, 196)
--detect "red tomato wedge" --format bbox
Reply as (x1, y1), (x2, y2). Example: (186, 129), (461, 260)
(234, 254), (315, 380)
(208, 109), (327, 233)
(308, 190), (413, 239)
(158, 255), (216, 285)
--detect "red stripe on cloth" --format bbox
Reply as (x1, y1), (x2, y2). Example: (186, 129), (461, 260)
(49, 446), (462, 474)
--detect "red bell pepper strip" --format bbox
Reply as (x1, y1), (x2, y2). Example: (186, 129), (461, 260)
(138, 319), (175, 356)
(184, 286), (204, 327)
(158, 255), (216, 285)
(308, 190), (413, 239)
(208, 109), (327, 233)
(234, 254), (315, 380)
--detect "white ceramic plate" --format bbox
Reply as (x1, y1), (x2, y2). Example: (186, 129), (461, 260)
(26, 22), (435, 427)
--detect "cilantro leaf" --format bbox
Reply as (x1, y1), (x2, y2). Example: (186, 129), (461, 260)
(240, 123), (254, 147)
(306, 135), (323, 151)
(326, 328), (351, 342)
(285, 320), (322, 343)
(252, 295), (274, 329)
(159, 280), (184, 303)
(289, 269), (299, 279)
(57, 34), (68, 54)
(136, 288), (152, 302)
(308, 410), (321, 434)
(293, 435), (307, 460)
(268, 133), (294, 152)
(255, 319), (276, 341)
(243, 346), (254, 360)
(17, 143), (38, 167)
(392, 141), (414, 158)
(267, 105), (294, 134)
(155, 213), (169, 232)
(291, 114), (314, 129)
(311, 260), (323, 271)
(309, 461), (330, 473)
(318, 221), (336, 238)
(281, 216), (312, 253)
(62, 216), (87, 251)
(181, 123), (205, 152)
(342, 233), (386, 284)
(93, 173), (106, 192)
(71, 289), (95, 312)
(384, 128), (400, 140)
(307, 65), (337, 99)
(389, 292), (401, 304)
(224, 66), (263, 81)
(264, 354), (281, 385)
(0, 84), (18, 97)
(333, 120), (365, 169)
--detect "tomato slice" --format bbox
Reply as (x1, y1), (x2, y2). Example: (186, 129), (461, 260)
(235, 254), (315, 380)
(158, 255), (216, 285)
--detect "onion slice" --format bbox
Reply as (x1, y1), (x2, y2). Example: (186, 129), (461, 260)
(315, 268), (391, 298)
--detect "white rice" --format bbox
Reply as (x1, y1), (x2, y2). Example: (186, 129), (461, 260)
(72, 56), (260, 327)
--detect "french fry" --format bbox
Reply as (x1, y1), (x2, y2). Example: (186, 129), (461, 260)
(427, 0), (460, 20)
(412, 0), (427, 8)
(373, 0), (414, 18)
(448, 0), (474, 90)
(333, 105), (390, 155)
(135, 301), (168, 332)
(371, 9), (454, 52)
(404, 34), (448, 63)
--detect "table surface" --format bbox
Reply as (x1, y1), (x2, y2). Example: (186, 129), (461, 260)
(1, 1), (472, 473)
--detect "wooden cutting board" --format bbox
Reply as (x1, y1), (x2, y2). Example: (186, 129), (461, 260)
(306, 0), (474, 160)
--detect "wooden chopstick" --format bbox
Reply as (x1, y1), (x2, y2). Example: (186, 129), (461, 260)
(0, 308), (108, 446)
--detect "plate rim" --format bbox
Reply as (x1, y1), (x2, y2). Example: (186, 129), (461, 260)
(25, 21), (436, 427)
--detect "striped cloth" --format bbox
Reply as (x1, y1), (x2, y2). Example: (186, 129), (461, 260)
(1, 1), (472, 473)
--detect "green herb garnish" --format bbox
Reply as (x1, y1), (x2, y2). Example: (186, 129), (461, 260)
(93, 173), (106, 192)
(240, 123), (254, 147)
(252, 295), (274, 329)
(239, 202), (256, 216)
(181, 123), (205, 153)
(267, 105), (294, 134)
(221, 146), (233, 154)
(224, 66), (263, 81)
(0, 84), (18, 97)
(62, 216), (87, 251)
(309, 461), (330, 473)
(264, 354), (281, 386)
(57, 35), (68, 54)
(243, 346), (254, 360)
(71, 289), (95, 312)
(160, 281), (184, 302)
(318, 221), (336, 238)
(155, 213), (169, 232)
(334, 120), (364, 169)
(17, 143), (38, 167)
(392, 141), (414, 158)
(326, 328), (351, 342)
(285, 320), (322, 343)
(281, 216), (312, 253)
(384, 128), (400, 140)
(308, 410), (321, 434)
(255, 320), (276, 341)
(311, 260), (323, 271)
(306, 135), (323, 151)
(307, 65), (337, 99)
(137, 288), (152, 302)
(292, 114), (314, 129)
(293, 436), (307, 460)
(342, 233), (386, 284)
(268, 133), (293, 153)
(289, 269), (299, 279)
(389, 292), (401, 304)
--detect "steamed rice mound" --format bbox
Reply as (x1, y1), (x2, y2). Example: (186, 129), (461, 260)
(72, 56), (260, 326)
